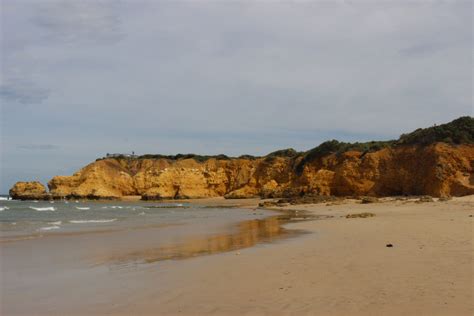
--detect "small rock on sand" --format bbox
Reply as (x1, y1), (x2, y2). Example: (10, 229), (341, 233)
(346, 212), (375, 219)
(361, 196), (378, 204)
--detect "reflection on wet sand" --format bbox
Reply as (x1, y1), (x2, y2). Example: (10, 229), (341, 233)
(100, 211), (328, 266)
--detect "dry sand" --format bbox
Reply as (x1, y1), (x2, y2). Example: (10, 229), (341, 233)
(2, 196), (473, 315)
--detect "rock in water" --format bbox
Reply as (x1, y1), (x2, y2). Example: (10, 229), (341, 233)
(9, 181), (49, 200)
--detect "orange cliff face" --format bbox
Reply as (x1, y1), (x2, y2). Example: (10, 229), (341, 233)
(47, 158), (258, 199)
(10, 143), (473, 200)
(296, 143), (474, 197)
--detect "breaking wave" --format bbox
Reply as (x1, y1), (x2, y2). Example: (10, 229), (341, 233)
(39, 225), (60, 231)
(69, 219), (117, 224)
(29, 206), (56, 211)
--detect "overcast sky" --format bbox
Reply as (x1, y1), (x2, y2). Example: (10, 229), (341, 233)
(1, 0), (472, 193)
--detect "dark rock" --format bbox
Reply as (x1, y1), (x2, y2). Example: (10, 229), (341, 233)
(438, 196), (452, 202)
(417, 196), (434, 203)
(360, 196), (379, 204)
(346, 212), (376, 218)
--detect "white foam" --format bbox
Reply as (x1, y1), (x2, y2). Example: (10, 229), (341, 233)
(29, 206), (56, 211)
(138, 211), (146, 216)
(48, 221), (62, 225)
(109, 206), (123, 209)
(75, 207), (90, 210)
(0, 196), (11, 201)
(69, 219), (117, 224)
(0, 206), (8, 211)
(39, 225), (60, 231)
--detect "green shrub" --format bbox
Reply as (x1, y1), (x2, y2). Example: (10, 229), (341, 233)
(295, 139), (394, 173)
(397, 116), (474, 145)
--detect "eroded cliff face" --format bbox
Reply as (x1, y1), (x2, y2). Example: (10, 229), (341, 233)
(47, 158), (259, 199)
(11, 143), (472, 200)
(296, 144), (474, 197)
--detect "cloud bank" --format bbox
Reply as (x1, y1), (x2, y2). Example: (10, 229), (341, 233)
(1, 0), (472, 192)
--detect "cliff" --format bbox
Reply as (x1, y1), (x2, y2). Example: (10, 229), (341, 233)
(10, 117), (474, 200)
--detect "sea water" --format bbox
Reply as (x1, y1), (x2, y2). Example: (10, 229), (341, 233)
(0, 199), (268, 241)
(0, 196), (308, 315)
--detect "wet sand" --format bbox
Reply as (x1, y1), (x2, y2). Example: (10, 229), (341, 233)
(1, 196), (473, 315)
(0, 199), (304, 315)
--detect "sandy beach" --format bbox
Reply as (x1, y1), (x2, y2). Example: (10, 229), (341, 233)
(3, 1), (472, 315)
(113, 196), (473, 316)
(2, 196), (472, 315)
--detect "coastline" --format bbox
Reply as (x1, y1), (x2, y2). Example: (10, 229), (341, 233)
(1, 196), (473, 315)
(121, 195), (473, 316)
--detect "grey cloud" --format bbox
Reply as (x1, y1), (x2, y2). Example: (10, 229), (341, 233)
(17, 144), (59, 150)
(0, 1), (472, 193)
(399, 42), (444, 57)
(1, 0), (124, 107)
(0, 79), (50, 104)
(30, 0), (124, 45)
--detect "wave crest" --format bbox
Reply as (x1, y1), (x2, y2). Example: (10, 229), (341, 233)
(69, 219), (117, 224)
(39, 225), (60, 231)
(29, 206), (56, 211)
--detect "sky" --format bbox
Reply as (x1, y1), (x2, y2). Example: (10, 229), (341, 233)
(0, 0), (472, 193)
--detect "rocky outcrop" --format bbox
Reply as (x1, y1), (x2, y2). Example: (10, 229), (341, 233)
(48, 159), (137, 199)
(9, 117), (474, 200)
(9, 181), (48, 200)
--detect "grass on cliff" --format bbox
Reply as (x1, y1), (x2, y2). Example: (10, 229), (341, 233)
(263, 148), (302, 162)
(294, 116), (473, 173)
(301, 139), (395, 160)
(294, 139), (395, 174)
(137, 153), (233, 162)
(397, 116), (474, 145)
(99, 116), (473, 164)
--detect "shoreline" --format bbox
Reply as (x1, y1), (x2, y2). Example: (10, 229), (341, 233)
(1, 196), (473, 315)
(113, 195), (474, 315)
(0, 198), (266, 245)
(135, 195), (473, 316)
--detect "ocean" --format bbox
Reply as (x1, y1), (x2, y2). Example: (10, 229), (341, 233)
(0, 198), (302, 264)
(1, 197), (308, 314)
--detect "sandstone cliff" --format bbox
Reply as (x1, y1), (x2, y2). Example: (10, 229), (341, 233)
(10, 117), (474, 200)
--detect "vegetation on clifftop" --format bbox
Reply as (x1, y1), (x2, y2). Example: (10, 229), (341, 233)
(137, 153), (232, 162)
(292, 116), (474, 174)
(295, 139), (396, 173)
(397, 116), (474, 145)
(99, 116), (473, 163)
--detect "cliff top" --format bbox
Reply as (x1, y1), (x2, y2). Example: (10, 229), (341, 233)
(397, 116), (474, 145)
(99, 116), (473, 163)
